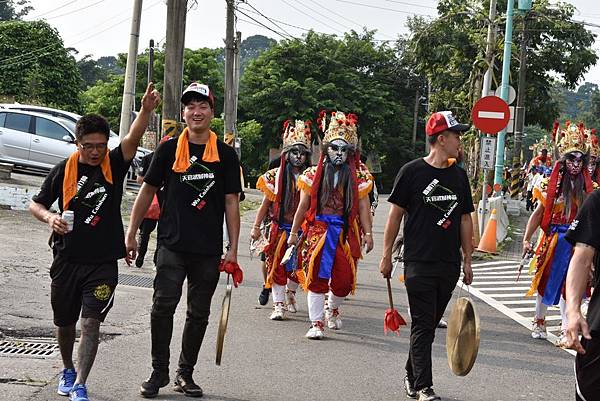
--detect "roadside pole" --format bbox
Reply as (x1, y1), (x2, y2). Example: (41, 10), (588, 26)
(224, 0), (236, 149)
(118, 0), (143, 139)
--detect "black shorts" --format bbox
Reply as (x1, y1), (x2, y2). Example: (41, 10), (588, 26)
(575, 332), (600, 401)
(50, 257), (118, 327)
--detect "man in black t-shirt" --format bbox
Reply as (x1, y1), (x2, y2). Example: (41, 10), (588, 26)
(379, 111), (474, 401)
(29, 84), (160, 401)
(564, 191), (600, 400)
(126, 82), (241, 398)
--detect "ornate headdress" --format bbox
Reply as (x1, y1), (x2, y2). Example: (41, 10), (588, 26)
(318, 110), (359, 147)
(586, 128), (600, 158)
(555, 121), (587, 155)
(282, 119), (312, 150)
(534, 135), (551, 153)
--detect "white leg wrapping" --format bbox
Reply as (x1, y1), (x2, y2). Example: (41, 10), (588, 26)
(535, 294), (548, 319)
(307, 291), (325, 322)
(286, 280), (299, 292)
(327, 291), (345, 311)
(559, 297), (568, 330)
(272, 283), (286, 304)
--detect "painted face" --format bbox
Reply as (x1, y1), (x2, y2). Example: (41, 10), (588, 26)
(565, 151), (583, 176)
(327, 139), (350, 165)
(286, 145), (308, 167)
(589, 156), (597, 174)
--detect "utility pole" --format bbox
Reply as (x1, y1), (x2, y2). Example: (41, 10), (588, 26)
(479, 0), (498, 236)
(224, 0), (236, 147)
(412, 88), (420, 149)
(162, 0), (187, 138)
(118, 0), (143, 139)
(148, 39), (154, 85)
(147, 39), (157, 148)
(232, 31), (242, 157)
(510, 13), (529, 199)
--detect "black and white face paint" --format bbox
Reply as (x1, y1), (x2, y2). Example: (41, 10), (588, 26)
(287, 145), (308, 167)
(327, 139), (350, 166)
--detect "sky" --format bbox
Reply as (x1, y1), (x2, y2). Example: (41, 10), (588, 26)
(24, 0), (600, 87)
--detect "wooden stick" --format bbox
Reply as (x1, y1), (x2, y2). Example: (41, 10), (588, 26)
(386, 277), (394, 310)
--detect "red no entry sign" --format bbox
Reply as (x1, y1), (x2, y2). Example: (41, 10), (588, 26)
(471, 96), (510, 134)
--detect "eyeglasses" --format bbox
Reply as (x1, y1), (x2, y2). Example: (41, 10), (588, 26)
(79, 143), (108, 152)
(329, 144), (351, 153)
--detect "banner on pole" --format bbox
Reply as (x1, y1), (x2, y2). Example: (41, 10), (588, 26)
(480, 137), (497, 170)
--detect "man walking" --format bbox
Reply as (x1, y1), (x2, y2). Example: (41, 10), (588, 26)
(379, 111), (474, 401)
(29, 84), (160, 401)
(125, 82), (241, 398)
(564, 191), (600, 400)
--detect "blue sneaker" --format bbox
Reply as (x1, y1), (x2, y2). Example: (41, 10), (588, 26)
(68, 383), (89, 401)
(57, 368), (77, 395)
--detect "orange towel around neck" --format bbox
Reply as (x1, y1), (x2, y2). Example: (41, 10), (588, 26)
(172, 128), (220, 172)
(63, 150), (112, 210)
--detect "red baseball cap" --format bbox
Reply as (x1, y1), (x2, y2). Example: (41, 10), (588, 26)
(181, 82), (215, 108)
(426, 111), (470, 136)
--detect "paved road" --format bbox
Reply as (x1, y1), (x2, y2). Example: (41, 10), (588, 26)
(0, 197), (577, 401)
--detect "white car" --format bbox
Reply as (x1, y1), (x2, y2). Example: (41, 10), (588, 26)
(0, 104), (150, 177)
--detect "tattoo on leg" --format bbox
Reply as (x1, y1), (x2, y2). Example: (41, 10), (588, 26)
(57, 324), (76, 369)
(75, 318), (101, 385)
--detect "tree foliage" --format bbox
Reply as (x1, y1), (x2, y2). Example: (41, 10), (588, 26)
(239, 30), (420, 188)
(0, 0), (32, 21)
(0, 20), (82, 111)
(82, 47), (225, 129)
(406, 0), (597, 129)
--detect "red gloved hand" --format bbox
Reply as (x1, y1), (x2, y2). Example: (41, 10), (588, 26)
(384, 308), (407, 335)
(219, 260), (244, 288)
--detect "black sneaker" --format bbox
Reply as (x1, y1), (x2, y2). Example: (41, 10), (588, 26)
(404, 376), (417, 399)
(174, 371), (203, 397)
(417, 387), (441, 401)
(258, 286), (271, 306)
(135, 256), (144, 268)
(140, 370), (169, 398)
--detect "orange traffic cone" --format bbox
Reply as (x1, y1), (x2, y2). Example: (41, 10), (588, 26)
(477, 208), (497, 253)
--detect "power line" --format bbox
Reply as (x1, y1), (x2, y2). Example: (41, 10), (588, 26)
(240, 1), (294, 39)
(381, 0), (437, 10)
(40, 0), (107, 21)
(237, 5), (394, 42)
(0, 0), (163, 69)
(235, 7), (293, 40)
(278, 0), (345, 34)
(26, 0), (79, 19)
(334, 0), (434, 17)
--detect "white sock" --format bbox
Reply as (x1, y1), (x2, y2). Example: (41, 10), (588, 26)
(272, 283), (285, 304)
(307, 291), (325, 322)
(559, 297), (567, 331)
(286, 280), (299, 292)
(327, 291), (345, 311)
(535, 294), (548, 320)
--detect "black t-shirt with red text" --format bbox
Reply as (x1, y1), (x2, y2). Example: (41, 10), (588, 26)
(388, 158), (474, 265)
(565, 190), (600, 332)
(32, 146), (131, 263)
(143, 138), (241, 255)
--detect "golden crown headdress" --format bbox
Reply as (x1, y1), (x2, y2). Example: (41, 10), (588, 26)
(282, 119), (312, 149)
(586, 128), (600, 158)
(555, 121), (587, 155)
(317, 110), (358, 147)
(533, 135), (551, 153)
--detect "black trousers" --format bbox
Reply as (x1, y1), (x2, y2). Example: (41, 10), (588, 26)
(150, 246), (220, 374)
(137, 218), (158, 262)
(404, 262), (460, 391)
(575, 331), (600, 401)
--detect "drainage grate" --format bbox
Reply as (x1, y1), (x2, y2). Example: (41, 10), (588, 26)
(118, 273), (154, 288)
(0, 339), (59, 359)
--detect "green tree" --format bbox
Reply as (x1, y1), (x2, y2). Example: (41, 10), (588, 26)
(0, 20), (82, 111)
(239, 30), (417, 189)
(82, 47), (225, 129)
(0, 0), (32, 21)
(406, 0), (597, 129)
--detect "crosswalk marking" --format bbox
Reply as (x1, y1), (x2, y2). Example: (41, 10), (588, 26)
(461, 259), (574, 354)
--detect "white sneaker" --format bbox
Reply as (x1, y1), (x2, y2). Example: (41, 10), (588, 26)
(305, 321), (324, 339)
(325, 308), (342, 330)
(285, 290), (297, 313)
(556, 330), (568, 348)
(270, 302), (285, 321)
(531, 318), (547, 339)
